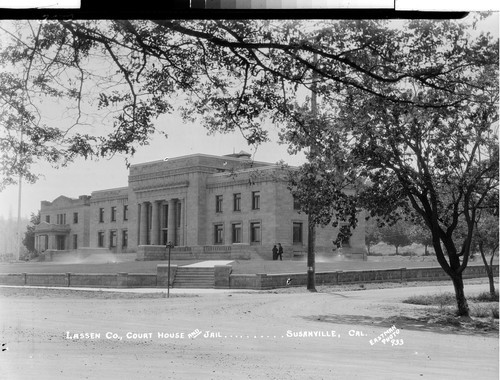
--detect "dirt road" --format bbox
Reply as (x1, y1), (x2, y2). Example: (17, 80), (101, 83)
(0, 283), (497, 379)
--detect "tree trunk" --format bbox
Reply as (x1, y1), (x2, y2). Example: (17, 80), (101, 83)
(395, 245), (399, 255)
(487, 267), (496, 297)
(479, 244), (497, 297)
(307, 218), (316, 292)
(451, 274), (470, 317)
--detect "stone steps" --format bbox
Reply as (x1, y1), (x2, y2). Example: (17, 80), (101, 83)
(173, 267), (215, 288)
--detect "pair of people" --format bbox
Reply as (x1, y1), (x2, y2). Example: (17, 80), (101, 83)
(272, 243), (283, 260)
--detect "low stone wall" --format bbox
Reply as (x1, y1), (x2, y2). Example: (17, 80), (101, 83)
(214, 265), (232, 288)
(0, 272), (157, 288)
(229, 274), (262, 289)
(27, 273), (68, 286)
(0, 264), (496, 290)
(120, 273), (157, 287)
(227, 265), (499, 290)
(68, 274), (120, 287)
(157, 265), (178, 287)
(0, 273), (26, 285)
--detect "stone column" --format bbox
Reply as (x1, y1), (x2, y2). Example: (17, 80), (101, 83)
(49, 234), (57, 250)
(167, 199), (177, 245)
(160, 202), (166, 245)
(179, 199), (184, 246)
(151, 201), (160, 245)
(139, 201), (149, 245)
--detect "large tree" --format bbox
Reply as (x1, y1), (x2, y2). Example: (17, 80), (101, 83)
(1, 18), (496, 187)
(282, 57), (498, 317)
(0, 17), (498, 314)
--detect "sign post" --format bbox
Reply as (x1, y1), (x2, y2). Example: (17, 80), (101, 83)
(165, 241), (174, 298)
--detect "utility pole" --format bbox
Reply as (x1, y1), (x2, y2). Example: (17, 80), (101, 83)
(16, 173), (22, 261)
(16, 127), (24, 261)
(307, 52), (318, 292)
(166, 241), (174, 298)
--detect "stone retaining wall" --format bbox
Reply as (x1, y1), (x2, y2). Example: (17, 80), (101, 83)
(0, 264), (496, 290)
(0, 272), (156, 288)
(227, 265), (499, 290)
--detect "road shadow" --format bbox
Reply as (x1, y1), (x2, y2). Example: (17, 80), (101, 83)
(304, 313), (499, 337)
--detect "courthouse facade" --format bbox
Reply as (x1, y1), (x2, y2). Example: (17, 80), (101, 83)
(34, 152), (366, 260)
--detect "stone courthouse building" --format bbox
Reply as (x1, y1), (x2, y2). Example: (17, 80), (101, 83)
(34, 152), (366, 260)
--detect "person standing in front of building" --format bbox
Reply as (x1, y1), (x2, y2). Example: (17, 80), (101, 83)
(272, 245), (278, 260)
(277, 243), (283, 261)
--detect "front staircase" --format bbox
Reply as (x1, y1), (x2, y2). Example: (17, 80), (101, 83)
(173, 267), (215, 288)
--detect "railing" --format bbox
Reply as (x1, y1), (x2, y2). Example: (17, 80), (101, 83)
(203, 245), (232, 252)
(171, 246), (192, 252)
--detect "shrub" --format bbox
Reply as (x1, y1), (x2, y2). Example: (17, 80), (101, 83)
(470, 291), (499, 303)
(403, 292), (456, 307)
(470, 304), (499, 319)
(400, 251), (418, 257)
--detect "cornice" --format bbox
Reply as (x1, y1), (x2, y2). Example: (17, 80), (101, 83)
(133, 181), (190, 193)
(128, 166), (217, 182)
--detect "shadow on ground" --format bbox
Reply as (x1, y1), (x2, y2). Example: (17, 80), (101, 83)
(304, 313), (499, 337)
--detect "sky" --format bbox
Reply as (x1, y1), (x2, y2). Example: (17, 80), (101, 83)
(0, 113), (304, 219)
(0, 12), (498, 220)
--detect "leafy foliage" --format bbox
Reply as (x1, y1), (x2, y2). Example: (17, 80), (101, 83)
(379, 222), (412, 255)
(22, 211), (40, 255)
(1, 17), (497, 189)
(0, 17), (498, 314)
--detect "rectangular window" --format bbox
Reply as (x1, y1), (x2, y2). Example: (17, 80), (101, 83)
(122, 230), (128, 248)
(163, 204), (168, 227)
(73, 212), (78, 224)
(252, 191), (260, 210)
(73, 234), (78, 249)
(293, 197), (301, 211)
(232, 223), (242, 243)
(215, 195), (223, 213)
(214, 224), (224, 244)
(250, 222), (261, 243)
(45, 215), (50, 223)
(98, 231), (105, 247)
(293, 222), (303, 244)
(233, 193), (241, 212)
(56, 214), (66, 225)
(111, 206), (117, 222)
(123, 205), (128, 221)
(99, 208), (104, 223)
(110, 230), (117, 248)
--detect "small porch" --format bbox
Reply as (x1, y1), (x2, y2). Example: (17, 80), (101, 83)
(34, 222), (71, 253)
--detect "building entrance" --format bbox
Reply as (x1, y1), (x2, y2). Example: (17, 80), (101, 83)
(56, 235), (66, 250)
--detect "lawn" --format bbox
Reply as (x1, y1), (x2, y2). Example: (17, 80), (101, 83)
(0, 256), (490, 275)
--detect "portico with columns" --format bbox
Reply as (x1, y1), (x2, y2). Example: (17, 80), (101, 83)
(137, 197), (185, 247)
